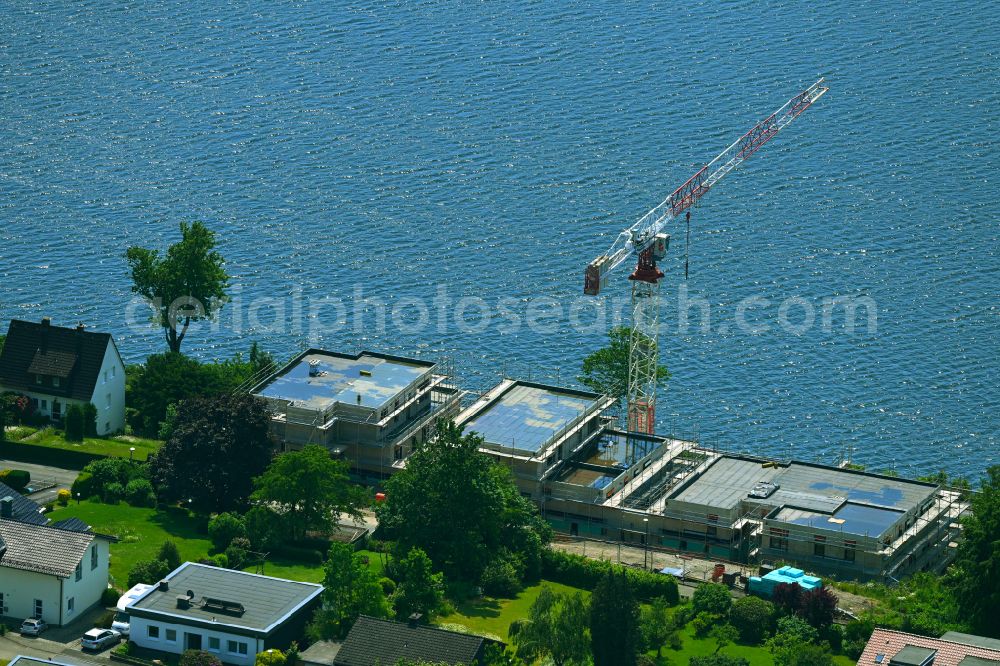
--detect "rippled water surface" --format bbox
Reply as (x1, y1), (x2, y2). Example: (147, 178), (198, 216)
(1, 1), (997, 477)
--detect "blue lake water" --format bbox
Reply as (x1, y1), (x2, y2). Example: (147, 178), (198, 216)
(1, 1), (997, 478)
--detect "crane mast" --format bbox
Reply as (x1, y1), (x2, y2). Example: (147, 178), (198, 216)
(584, 79), (829, 435)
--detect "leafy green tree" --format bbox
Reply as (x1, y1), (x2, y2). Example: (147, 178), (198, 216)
(729, 595), (775, 644)
(641, 596), (679, 657)
(149, 394), (274, 513)
(128, 558), (170, 588)
(950, 465), (1000, 637)
(157, 540), (182, 571)
(125, 221), (229, 353)
(308, 542), (391, 640)
(579, 326), (669, 407)
(376, 421), (551, 584)
(65, 404), (85, 441)
(711, 624), (739, 654)
(779, 643), (834, 666)
(208, 512), (247, 550)
(251, 444), (365, 541)
(244, 505), (282, 551)
(82, 402), (98, 437)
(393, 548), (445, 622)
(692, 582), (733, 617)
(255, 650), (286, 666)
(767, 615), (820, 666)
(127, 353), (215, 436)
(510, 587), (590, 666)
(591, 570), (640, 666)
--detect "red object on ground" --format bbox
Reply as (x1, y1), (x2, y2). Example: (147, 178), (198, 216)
(375, 492), (386, 502)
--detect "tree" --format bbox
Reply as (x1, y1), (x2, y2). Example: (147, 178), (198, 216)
(772, 582), (803, 616)
(950, 465), (1000, 637)
(208, 512), (247, 550)
(778, 644), (834, 666)
(692, 582), (733, 617)
(82, 402), (98, 437)
(157, 541), (182, 571)
(244, 505), (282, 551)
(729, 595), (775, 644)
(579, 326), (669, 408)
(393, 548), (445, 622)
(65, 404), (85, 441)
(125, 221), (229, 353)
(128, 558), (171, 588)
(510, 587), (590, 666)
(767, 615), (820, 666)
(180, 651), (223, 666)
(255, 650), (286, 666)
(641, 596), (679, 657)
(251, 444), (365, 541)
(149, 393), (274, 513)
(797, 587), (838, 630)
(590, 571), (640, 666)
(308, 542), (391, 640)
(127, 353), (221, 437)
(711, 624), (739, 654)
(376, 421), (551, 584)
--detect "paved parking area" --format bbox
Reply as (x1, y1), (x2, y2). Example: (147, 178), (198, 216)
(0, 459), (79, 505)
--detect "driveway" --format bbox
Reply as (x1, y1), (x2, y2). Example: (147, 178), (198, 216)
(0, 459), (79, 505)
(0, 605), (112, 665)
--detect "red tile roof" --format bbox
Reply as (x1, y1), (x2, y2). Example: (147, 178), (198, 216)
(860, 629), (1000, 666)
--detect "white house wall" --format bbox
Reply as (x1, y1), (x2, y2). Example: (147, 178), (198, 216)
(0, 568), (62, 626)
(90, 341), (126, 435)
(60, 540), (110, 624)
(129, 616), (262, 666)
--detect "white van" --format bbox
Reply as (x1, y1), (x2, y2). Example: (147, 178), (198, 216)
(111, 583), (152, 636)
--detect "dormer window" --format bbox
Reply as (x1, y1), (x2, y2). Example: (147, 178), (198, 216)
(53, 377), (60, 388)
(35, 374), (42, 385)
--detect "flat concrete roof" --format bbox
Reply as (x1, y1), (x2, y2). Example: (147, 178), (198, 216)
(128, 562), (322, 634)
(463, 381), (598, 454)
(773, 502), (905, 537)
(254, 350), (432, 411)
(669, 455), (937, 519)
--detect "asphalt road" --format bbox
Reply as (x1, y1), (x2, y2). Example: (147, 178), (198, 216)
(0, 459), (79, 505)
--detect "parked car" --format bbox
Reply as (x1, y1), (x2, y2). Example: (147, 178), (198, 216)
(20, 618), (47, 636)
(80, 628), (121, 651)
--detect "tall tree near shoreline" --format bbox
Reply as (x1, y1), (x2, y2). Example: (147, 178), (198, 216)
(950, 465), (1000, 637)
(578, 326), (669, 410)
(125, 222), (229, 353)
(590, 570), (640, 666)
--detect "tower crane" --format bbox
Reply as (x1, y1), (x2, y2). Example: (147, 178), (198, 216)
(583, 79), (829, 435)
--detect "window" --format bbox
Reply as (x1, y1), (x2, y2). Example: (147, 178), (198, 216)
(208, 637), (221, 652)
(103, 370), (109, 384)
(106, 393), (112, 409)
(228, 641), (248, 655)
(67, 597), (75, 613)
(148, 625), (160, 639)
(814, 534), (826, 558)
(33, 599), (43, 618)
(0, 592), (6, 614)
(166, 629), (177, 642)
(41, 399), (48, 411)
(844, 540), (857, 562)
(706, 525), (718, 537)
(53, 377), (60, 388)
(91, 545), (98, 570)
(75, 562), (82, 581)
(36, 375), (42, 385)
(111, 366), (116, 379)
(769, 527), (789, 551)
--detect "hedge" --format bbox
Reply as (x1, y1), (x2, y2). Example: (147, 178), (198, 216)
(541, 548), (680, 604)
(0, 469), (31, 492)
(272, 544), (325, 565)
(0, 441), (105, 470)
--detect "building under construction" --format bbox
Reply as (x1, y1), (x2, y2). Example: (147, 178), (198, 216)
(250, 348), (965, 583)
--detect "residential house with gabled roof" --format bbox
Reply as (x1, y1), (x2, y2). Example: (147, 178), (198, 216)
(0, 518), (112, 626)
(0, 317), (126, 435)
(859, 629), (1000, 666)
(333, 615), (497, 666)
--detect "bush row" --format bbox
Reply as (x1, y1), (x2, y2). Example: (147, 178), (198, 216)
(541, 548), (680, 604)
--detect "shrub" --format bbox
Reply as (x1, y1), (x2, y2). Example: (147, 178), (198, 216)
(379, 577), (397, 596)
(65, 404), (85, 441)
(157, 541), (182, 571)
(692, 611), (724, 638)
(101, 587), (121, 607)
(540, 548), (679, 604)
(480, 557), (522, 597)
(55, 488), (72, 506)
(128, 558), (170, 588)
(730, 595), (775, 644)
(692, 582), (733, 616)
(230, 536), (252, 551)
(272, 544), (325, 565)
(211, 553), (229, 568)
(773, 582), (804, 616)
(71, 471), (96, 500)
(97, 610), (116, 628)
(82, 402), (98, 437)
(225, 544), (247, 569)
(255, 649), (286, 666)
(0, 468), (31, 492)
(208, 512), (246, 550)
(798, 587), (838, 629)
(125, 478), (156, 507)
(180, 650), (223, 666)
(104, 482), (125, 504)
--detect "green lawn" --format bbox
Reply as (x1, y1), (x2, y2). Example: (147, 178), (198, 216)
(438, 580), (590, 641)
(250, 549), (383, 583)
(10, 426), (162, 460)
(47, 502), (213, 586)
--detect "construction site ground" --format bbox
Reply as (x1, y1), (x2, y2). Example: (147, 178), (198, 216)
(551, 535), (879, 616)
